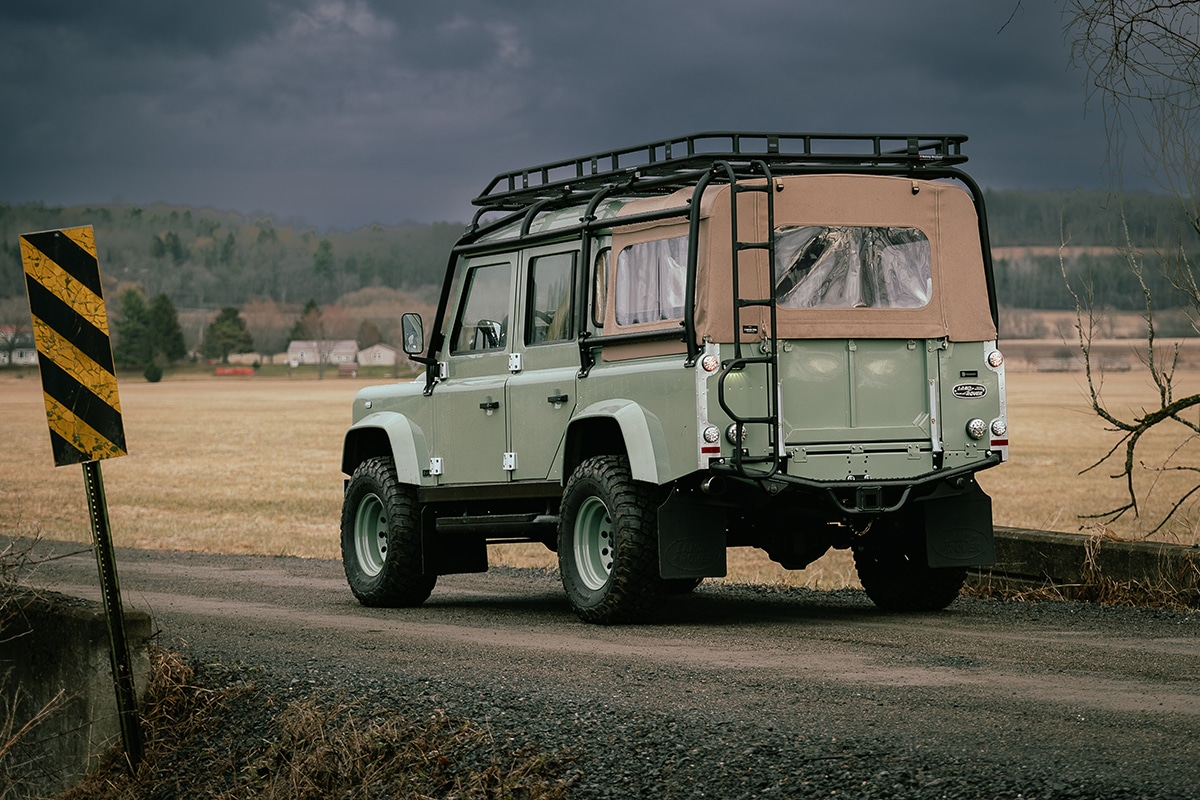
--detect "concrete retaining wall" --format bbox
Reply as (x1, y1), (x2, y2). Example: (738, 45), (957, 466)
(0, 590), (152, 800)
(970, 527), (1200, 605)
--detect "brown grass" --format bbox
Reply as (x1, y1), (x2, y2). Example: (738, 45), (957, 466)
(976, 370), (1200, 546)
(60, 647), (574, 800)
(3, 368), (1199, 593)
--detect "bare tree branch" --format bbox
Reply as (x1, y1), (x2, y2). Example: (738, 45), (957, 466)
(1064, 2), (1200, 537)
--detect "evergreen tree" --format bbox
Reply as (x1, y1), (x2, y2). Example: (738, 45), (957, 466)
(147, 293), (188, 362)
(113, 288), (151, 368)
(313, 238), (335, 290)
(356, 318), (383, 349)
(290, 299), (322, 341)
(164, 231), (187, 265)
(201, 306), (254, 363)
(219, 232), (236, 265)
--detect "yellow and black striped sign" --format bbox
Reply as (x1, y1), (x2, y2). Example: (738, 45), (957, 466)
(19, 226), (127, 466)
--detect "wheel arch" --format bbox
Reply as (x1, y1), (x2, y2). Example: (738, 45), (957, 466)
(342, 411), (429, 485)
(564, 400), (671, 484)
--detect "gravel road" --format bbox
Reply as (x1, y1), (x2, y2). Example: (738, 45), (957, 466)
(30, 540), (1200, 799)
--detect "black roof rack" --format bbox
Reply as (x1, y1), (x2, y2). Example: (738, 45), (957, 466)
(473, 131), (968, 210)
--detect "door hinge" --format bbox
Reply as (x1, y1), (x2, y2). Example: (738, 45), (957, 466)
(502, 452), (518, 471)
(428, 457), (443, 476)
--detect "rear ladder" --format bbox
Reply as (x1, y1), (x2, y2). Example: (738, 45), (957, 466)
(715, 161), (784, 478)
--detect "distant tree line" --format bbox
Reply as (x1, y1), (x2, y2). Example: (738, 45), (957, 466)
(0, 202), (463, 309)
(983, 189), (1200, 248)
(993, 252), (1194, 311)
(2, 191), (1198, 321)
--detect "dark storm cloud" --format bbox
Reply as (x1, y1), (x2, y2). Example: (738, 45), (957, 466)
(0, 1), (1111, 229)
(2, 1), (281, 57)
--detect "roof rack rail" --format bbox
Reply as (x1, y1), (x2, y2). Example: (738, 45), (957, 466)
(473, 131), (968, 210)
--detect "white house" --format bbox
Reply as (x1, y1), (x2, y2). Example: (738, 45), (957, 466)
(286, 339), (358, 367)
(0, 347), (38, 366)
(0, 327), (37, 366)
(357, 342), (398, 367)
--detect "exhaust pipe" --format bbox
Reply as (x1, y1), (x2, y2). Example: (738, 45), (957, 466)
(701, 476), (726, 496)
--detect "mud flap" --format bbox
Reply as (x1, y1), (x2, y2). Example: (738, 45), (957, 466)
(657, 490), (728, 579)
(923, 484), (995, 568)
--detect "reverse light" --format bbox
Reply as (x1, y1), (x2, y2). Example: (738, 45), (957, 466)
(702, 425), (721, 444)
(966, 418), (988, 440)
(990, 419), (1008, 438)
(986, 349), (1004, 369)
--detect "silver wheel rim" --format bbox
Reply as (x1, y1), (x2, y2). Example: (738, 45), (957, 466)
(354, 492), (388, 577)
(573, 495), (614, 591)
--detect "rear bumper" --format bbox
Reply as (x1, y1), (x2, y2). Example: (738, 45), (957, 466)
(710, 452), (1002, 514)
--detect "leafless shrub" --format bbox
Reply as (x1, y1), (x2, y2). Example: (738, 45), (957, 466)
(967, 528), (1200, 609)
(1062, 212), (1200, 536)
(0, 535), (77, 800)
(1064, 2), (1200, 537)
(62, 647), (576, 800)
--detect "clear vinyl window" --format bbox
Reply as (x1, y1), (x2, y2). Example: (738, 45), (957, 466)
(614, 235), (688, 325)
(774, 226), (931, 309)
(592, 247), (610, 328)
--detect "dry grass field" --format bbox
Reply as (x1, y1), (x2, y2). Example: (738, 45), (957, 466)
(3, 365), (1199, 591)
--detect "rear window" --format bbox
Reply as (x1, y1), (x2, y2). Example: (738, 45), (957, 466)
(774, 225), (931, 309)
(614, 236), (688, 325)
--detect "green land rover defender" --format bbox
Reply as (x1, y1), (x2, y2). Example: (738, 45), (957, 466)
(340, 132), (1008, 623)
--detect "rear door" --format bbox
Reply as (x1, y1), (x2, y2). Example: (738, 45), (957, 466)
(776, 338), (934, 446)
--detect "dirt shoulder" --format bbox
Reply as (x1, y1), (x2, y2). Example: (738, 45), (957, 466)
(23, 541), (1200, 799)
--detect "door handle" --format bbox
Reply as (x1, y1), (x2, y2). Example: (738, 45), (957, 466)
(479, 400), (500, 411)
(546, 393), (569, 405)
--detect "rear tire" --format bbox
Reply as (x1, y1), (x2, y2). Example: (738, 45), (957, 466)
(341, 456), (436, 607)
(853, 522), (965, 612)
(558, 455), (663, 624)
(663, 577), (704, 594)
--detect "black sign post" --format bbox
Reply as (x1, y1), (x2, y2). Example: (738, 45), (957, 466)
(82, 460), (144, 765)
(19, 226), (144, 767)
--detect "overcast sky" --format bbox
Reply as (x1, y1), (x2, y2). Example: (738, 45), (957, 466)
(0, 1), (1118, 230)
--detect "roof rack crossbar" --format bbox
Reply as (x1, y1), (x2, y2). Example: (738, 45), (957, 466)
(474, 131), (968, 210)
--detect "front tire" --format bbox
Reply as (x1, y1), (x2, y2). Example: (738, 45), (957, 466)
(558, 455), (662, 624)
(341, 456), (436, 607)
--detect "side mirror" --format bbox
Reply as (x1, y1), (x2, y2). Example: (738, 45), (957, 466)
(401, 313), (424, 355)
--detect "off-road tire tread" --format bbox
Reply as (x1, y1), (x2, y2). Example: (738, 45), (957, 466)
(558, 455), (663, 624)
(341, 456), (436, 608)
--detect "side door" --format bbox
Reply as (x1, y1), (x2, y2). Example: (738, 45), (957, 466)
(432, 254), (515, 485)
(506, 246), (580, 482)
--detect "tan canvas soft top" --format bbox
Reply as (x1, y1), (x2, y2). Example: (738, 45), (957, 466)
(605, 174), (996, 343)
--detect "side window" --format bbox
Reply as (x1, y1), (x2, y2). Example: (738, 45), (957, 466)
(591, 247), (610, 328)
(451, 262), (512, 353)
(615, 235), (688, 325)
(526, 252), (576, 345)
(774, 226), (931, 309)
